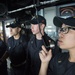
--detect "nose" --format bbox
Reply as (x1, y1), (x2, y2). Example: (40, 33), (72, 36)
(10, 28), (12, 32)
(58, 31), (64, 38)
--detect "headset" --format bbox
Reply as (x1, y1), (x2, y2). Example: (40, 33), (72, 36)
(32, 0), (55, 51)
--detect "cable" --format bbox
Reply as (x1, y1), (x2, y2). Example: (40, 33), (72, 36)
(32, 0), (55, 50)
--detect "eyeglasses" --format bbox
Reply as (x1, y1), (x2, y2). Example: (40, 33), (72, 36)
(58, 27), (75, 34)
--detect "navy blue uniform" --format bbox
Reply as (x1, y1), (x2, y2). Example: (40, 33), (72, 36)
(27, 33), (61, 75)
(7, 34), (28, 75)
(0, 40), (8, 75)
(48, 52), (75, 75)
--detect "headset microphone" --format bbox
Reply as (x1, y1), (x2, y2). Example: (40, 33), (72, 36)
(33, 0), (55, 51)
(42, 35), (55, 51)
(46, 41), (55, 51)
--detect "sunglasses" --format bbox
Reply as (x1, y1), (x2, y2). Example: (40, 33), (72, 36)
(58, 27), (75, 34)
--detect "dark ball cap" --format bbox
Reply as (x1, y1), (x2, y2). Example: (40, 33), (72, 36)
(30, 15), (46, 25)
(6, 21), (21, 28)
(53, 16), (75, 27)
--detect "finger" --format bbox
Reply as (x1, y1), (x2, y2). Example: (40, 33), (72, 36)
(49, 40), (51, 43)
(42, 45), (48, 53)
(39, 51), (45, 58)
(48, 50), (52, 57)
(48, 50), (52, 55)
(40, 50), (47, 56)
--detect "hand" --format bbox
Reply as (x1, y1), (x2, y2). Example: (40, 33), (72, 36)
(39, 45), (52, 63)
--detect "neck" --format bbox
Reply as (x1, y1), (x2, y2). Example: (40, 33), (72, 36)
(69, 50), (75, 62)
(41, 31), (44, 36)
(36, 33), (42, 40)
(41, 29), (44, 36)
(13, 34), (20, 40)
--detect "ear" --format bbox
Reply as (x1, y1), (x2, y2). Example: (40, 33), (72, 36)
(40, 24), (45, 30)
(18, 27), (21, 32)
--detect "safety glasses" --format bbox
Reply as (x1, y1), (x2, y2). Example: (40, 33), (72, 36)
(58, 27), (75, 34)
